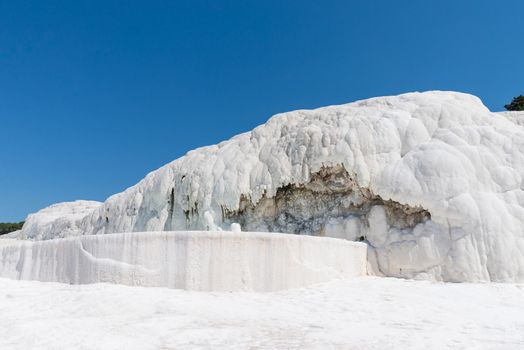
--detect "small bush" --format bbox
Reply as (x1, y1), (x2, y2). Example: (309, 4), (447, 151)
(0, 222), (24, 235)
(505, 95), (524, 111)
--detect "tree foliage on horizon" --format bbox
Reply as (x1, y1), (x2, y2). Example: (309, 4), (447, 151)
(505, 95), (524, 111)
(0, 222), (24, 235)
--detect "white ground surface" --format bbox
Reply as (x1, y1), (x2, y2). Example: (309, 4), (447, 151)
(0, 277), (522, 350)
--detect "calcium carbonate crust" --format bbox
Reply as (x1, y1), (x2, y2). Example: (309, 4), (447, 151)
(19, 91), (524, 282)
(0, 231), (367, 291)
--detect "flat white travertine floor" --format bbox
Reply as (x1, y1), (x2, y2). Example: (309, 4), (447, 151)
(0, 277), (522, 350)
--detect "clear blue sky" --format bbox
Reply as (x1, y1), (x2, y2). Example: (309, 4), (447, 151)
(1, 1), (523, 221)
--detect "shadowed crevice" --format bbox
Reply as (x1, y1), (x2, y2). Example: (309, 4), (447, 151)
(223, 164), (430, 237)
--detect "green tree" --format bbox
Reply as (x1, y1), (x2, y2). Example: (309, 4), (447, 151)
(504, 95), (524, 111)
(0, 222), (24, 235)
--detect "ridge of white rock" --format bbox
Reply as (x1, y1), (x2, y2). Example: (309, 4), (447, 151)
(20, 201), (102, 240)
(16, 91), (524, 282)
(0, 231), (367, 291)
(498, 111), (524, 127)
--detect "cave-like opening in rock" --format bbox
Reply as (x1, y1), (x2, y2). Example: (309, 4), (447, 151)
(223, 165), (430, 240)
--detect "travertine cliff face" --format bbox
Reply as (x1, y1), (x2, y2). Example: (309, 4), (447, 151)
(0, 231), (367, 291)
(16, 92), (524, 282)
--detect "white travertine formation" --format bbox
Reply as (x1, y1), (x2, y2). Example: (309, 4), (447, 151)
(0, 231), (367, 291)
(20, 201), (102, 240)
(14, 92), (524, 282)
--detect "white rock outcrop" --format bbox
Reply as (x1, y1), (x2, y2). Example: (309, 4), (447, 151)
(19, 201), (102, 240)
(15, 91), (524, 282)
(0, 231), (367, 291)
(499, 111), (524, 127)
